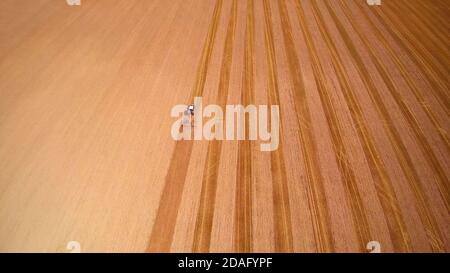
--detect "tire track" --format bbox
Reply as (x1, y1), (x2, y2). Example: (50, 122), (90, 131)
(362, 1), (450, 109)
(234, 0), (255, 253)
(390, 1), (448, 56)
(192, 0), (237, 253)
(277, 0), (334, 252)
(351, 2), (450, 146)
(376, 2), (449, 78)
(347, 0), (450, 151)
(292, 0), (372, 252)
(147, 0), (223, 252)
(262, 0), (294, 252)
(307, 0), (412, 252)
(337, 0), (446, 252)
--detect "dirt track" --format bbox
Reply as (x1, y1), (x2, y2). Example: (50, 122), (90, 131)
(0, 0), (448, 252)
